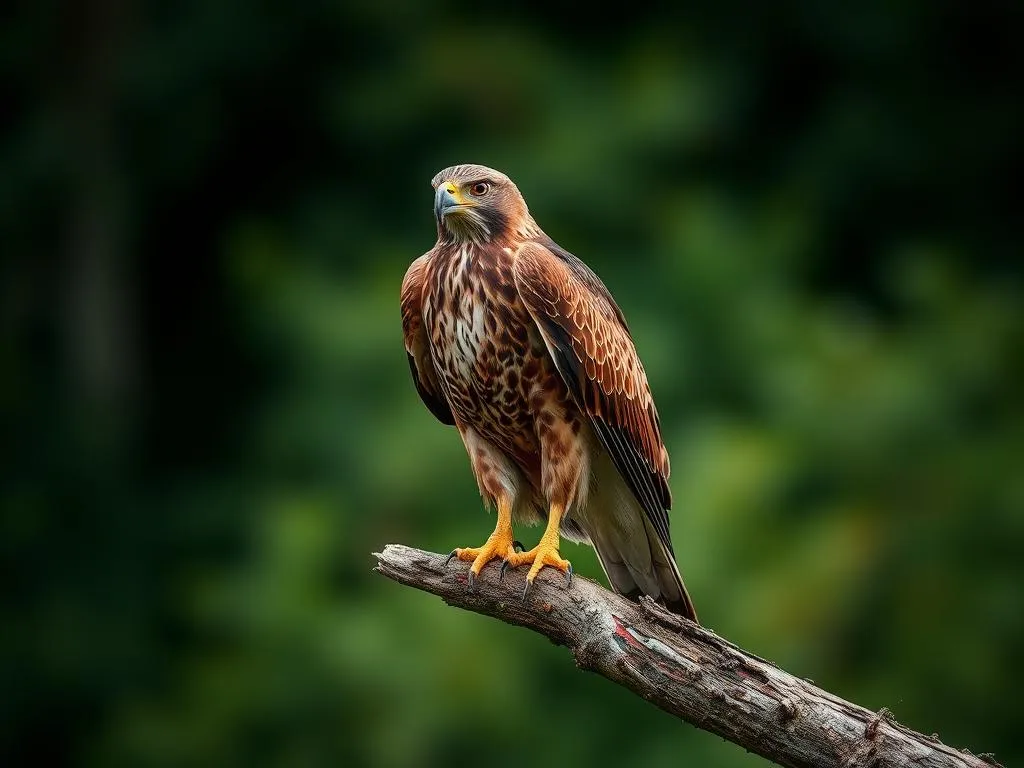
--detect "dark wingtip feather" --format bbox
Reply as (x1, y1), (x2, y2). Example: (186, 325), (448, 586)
(665, 591), (699, 623)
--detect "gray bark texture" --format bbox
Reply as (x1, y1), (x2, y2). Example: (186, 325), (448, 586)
(374, 544), (1002, 768)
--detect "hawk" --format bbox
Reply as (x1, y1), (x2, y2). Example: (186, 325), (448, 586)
(401, 163), (697, 621)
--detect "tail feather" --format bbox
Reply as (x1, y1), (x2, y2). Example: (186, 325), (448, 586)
(591, 518), (697, 622)
(578, 451), (698, 622)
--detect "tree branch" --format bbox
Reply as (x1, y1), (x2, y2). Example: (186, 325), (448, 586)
(374, 544), (1001, 768)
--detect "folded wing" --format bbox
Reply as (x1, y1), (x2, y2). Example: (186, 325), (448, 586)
(401, 255), (455, 426)
(512, 240), (673, 551)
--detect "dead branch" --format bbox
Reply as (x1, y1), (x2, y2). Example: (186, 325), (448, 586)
(374, 544), (1001, 768)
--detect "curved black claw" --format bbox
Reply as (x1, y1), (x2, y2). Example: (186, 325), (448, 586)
(444, 549), (459, 567)
(566, 562), (574, 589)
(513, 540), (525, 553)
(467, 568), (477, 591)
(521, 578), (533, 603)
(499, 560), (511, 582)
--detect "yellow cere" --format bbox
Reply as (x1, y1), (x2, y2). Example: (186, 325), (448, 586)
(444, 182), (467, 205)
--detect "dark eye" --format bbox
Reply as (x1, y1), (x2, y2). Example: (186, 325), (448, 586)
(469, 181), (490, 196)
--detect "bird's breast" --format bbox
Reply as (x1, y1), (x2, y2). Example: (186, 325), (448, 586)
(425, 245), (554, 456)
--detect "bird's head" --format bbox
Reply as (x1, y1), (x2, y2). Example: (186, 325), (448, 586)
(431, 164), (538, 245)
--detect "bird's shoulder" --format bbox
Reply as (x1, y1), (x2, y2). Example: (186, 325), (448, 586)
(512, 237), (631, 332)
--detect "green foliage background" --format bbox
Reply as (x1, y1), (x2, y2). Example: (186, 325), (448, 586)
(3, 2), (1022, 766)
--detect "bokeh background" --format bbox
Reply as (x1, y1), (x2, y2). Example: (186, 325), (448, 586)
(3, 1), (1022, 766)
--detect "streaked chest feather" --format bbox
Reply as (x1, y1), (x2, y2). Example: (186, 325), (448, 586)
(424, 245), (562, 442)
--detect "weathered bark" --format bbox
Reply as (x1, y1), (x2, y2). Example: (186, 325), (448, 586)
(374, 544), (1001, 768)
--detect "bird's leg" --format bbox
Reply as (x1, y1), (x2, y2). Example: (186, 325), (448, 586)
(446, 493), (519, 586)
(506, 502), (572, 597)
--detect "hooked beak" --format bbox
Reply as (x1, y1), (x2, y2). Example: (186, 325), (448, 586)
(434, 183), (469, 218)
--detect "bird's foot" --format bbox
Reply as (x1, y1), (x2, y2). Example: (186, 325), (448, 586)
(505, 540), (573, 601)
(444, 528), (519, 589)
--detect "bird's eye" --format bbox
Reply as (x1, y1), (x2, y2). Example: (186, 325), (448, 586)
(469, 182), (490, 196)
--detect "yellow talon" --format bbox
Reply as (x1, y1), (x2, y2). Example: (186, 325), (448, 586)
(507, 542), (572, 581)
(505, 502), (573, 598)
(445, 500), (574, 598)
(445, 495), (518, 586)
(450, 527), (520, 581)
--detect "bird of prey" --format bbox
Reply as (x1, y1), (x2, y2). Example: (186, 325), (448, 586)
(401, 163), (697, 621)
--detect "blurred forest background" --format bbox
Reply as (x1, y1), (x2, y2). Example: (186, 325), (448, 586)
(3, 1), (1022, 766)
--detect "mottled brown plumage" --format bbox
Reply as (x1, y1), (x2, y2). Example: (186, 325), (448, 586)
(401, 164), (696, 620)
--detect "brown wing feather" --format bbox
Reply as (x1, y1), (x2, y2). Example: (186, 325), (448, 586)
(512, 241), (674, 551)
(401, 255), (454, 426)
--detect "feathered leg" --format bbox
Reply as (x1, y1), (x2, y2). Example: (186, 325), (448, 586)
(503, 401), (586, 595)
(447, 427), (524, 585)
